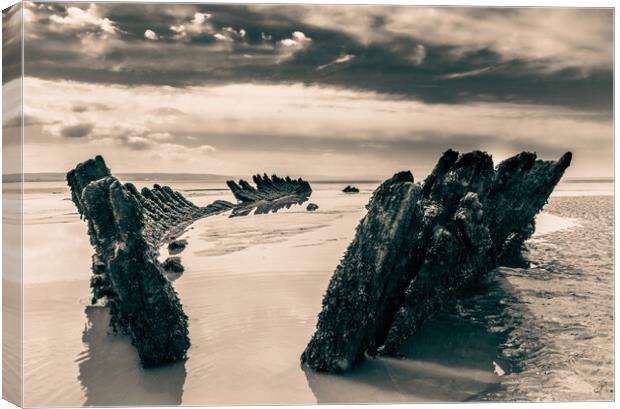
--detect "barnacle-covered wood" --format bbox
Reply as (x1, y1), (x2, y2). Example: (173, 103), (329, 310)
(301, 171), (421, 372)
(67, 156), (312, 366)
(67, 155), (233, 367)
(302, 150), (571, 373)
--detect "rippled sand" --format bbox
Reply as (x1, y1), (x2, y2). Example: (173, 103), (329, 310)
(19, 181), (613, 406)
(486, 196), (614, 401)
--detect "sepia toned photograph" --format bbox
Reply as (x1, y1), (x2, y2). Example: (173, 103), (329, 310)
(1, 1), (614, 407)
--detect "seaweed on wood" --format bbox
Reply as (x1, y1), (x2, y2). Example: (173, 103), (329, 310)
(301, 150), (571, 373)
(67, 156), (233, 366)
(68, 156), (313, 366)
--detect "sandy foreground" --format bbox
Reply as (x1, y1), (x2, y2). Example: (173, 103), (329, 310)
(18, 182), (599, 406)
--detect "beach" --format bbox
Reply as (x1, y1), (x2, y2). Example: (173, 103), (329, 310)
(16, 178), (614, 406)
(4, 3), (613, 406)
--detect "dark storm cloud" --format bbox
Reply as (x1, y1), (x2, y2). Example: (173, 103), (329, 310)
(61, 123), (94, 138)
(72, 102), (112, 113)
(3, 113), (49, 129)
(20, 3), (613, 111)
(2, 3), (22, 84)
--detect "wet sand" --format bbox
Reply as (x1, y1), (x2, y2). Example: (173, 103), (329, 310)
(20, 181), (612, 406)
(487, 196), (614, 401)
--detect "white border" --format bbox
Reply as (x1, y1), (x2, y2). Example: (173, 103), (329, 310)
(0, 1), (615, 409)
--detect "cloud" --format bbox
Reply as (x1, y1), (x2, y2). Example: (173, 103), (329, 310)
(213, 26), (246, 42)
(149, 132), (174, 141)
(145, 143), (217, 165)
(25, 77), (610, 145)
(317, 54), (355, 70)
(410, 44), (426, 65)
(22, 4), (36, 23)
(2, 113), (48, 129)
(72, 105), (88, 113)
(213, 33), (230, 41)
(170, 11), (214, 40)
(169, 24), (185, 38)
(277, 31), (312, 61)
(20, 4), (612, 111)
(12, 4), (613, 179)
(60, 123), (94, 138)
(22, 77), (612, 177)
(290, 6), (612, 74)
(192, 12), (211, 25)
(2, 3), (24, 84)
(49, 4), (117, 34)
(149, 107), (188, 117)
(144, 29), (158, 41)
(122, 135), (152, 150)
(279, 31), (311, 48)
(72, 102), (112, 113)
(198, 144), (217, 153)
(441, 66), (494, 80)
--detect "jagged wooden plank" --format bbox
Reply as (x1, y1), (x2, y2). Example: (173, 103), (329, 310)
(302, 150), (571, 372)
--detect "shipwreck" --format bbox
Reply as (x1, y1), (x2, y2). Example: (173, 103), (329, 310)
(301, 150), (571, 373)
(226, 173), (312, 216)
(68, 149), (570, 371)
(67, 155), (312, 366)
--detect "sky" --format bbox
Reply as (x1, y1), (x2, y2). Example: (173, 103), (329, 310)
(2, 2), (614, 179)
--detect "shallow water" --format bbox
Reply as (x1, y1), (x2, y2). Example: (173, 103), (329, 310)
(18, 178), (613, 406)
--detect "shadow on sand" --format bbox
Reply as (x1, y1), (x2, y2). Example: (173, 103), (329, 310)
(304, 273), (519, 404)
(77, 306), (187, 406)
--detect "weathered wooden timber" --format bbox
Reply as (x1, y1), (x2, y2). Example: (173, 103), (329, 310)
(226, 173), (312, 216)
(301, 150), (571, 372)
(68, 156), (312, 366)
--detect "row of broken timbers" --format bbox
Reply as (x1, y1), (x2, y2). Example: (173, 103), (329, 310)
(67, 149), (571, 371)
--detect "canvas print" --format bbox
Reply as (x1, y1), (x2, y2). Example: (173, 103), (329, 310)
(2, 1), (614, 406)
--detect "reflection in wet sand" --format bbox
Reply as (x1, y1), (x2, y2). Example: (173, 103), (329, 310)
(78, 306), (186, 406)
(230, 195), (308, 217)
(304, 274), (512, 403)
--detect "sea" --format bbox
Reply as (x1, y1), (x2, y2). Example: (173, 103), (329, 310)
(4, 176), (613, 406)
